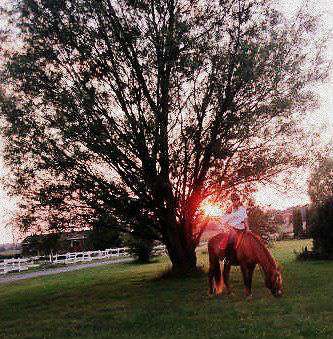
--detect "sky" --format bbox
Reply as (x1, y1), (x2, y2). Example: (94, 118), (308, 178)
(254, 0), (333, 208)
(0, 0), (332, 244)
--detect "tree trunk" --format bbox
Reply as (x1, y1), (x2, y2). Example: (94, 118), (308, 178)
(166, 242), (197, 272)
(161, 220), (198, 273)
(157, 186), (199, 273)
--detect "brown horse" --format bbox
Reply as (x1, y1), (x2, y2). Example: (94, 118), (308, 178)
(208, 231), (283, 298)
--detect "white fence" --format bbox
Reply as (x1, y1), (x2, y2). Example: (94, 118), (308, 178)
(0, 258), (39, 275)
(152, 245), (167, 257)
(0, 245), (168, 274)
(50, 245), (167, 265)
(50, 247), (131, 264)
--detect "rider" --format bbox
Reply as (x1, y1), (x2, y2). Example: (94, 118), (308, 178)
(220, 192), (249, 234)
(209, 192), (249, 255)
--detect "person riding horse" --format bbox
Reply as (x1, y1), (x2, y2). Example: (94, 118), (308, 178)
(210, 192), (249, 257)
(222, 192), (249, 233)
(207, 192), (283, 298)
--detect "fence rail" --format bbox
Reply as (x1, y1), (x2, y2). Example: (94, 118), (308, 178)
(0, 258), (39, 275)
(50, 247), (131, 264)
(50, 245), (167, 265)
(0, 244), (171, 274)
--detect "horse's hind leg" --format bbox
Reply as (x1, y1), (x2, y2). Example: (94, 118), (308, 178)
(208, 234), (228, 296)
(223, 261), (232, 294)
(208, 260), (215, 295)
(208, 255), (223, 295)
(214, 259), (223, 295)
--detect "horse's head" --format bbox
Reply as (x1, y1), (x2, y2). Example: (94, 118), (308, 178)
(266, 267), (283, 297)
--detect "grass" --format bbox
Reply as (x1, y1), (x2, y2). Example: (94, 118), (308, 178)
(0, 240), (332, 338)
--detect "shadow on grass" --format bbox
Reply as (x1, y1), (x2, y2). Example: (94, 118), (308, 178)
(154, 264), (206, 281)
(120, 257), (163, 268)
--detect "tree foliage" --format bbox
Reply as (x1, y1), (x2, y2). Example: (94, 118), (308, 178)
(307, 157), (333, 258)
(0, 0), (329, 271)
(308, 157), (333, 206)
(292, 208), (303, 238)
(247, 206), (275, 238)
(22, 233), (61, 256)
(88, 213), (124, 250)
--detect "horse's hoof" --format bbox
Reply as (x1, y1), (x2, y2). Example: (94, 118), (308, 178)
(215, 290), (223, 296)
(245, 294), (253, 301)
(215, 284), (223, 296)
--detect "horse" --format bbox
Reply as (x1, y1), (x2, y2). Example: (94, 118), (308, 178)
(208, 230), (283, 298)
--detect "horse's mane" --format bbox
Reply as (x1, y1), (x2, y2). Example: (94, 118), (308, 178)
(239, 231), (278, 274)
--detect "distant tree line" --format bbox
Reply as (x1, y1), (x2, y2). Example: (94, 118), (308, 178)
(307, 158), (333, 259)
(298, 157), (333, 260)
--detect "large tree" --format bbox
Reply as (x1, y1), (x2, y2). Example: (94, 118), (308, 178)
(0, 0), (329, 271)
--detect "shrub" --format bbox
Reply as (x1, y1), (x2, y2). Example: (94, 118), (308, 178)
(309, 197), (333, 259)
(126, 236), (154, 263)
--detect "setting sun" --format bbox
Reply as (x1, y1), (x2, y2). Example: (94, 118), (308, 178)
(201, 202), (223, 217)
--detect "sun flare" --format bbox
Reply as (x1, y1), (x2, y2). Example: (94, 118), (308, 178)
(201, 202), (223, 217)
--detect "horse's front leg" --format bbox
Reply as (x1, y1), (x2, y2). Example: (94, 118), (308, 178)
(246, 263), (256, 296)
(240, 263), (253, 298)
(208, 256), (224, 296)
(208, 233), (227, 296)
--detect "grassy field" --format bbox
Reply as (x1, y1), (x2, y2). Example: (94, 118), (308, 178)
(0, 240), (332, 339)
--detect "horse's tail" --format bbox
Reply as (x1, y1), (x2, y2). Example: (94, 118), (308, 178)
(208, 241), (223, 295)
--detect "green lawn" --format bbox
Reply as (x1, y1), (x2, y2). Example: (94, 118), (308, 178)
(1, 240), (332, 338)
